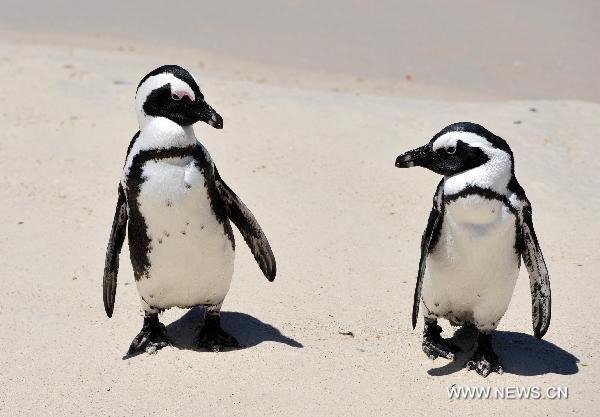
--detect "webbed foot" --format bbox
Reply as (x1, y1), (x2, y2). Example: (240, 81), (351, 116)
(466, 332), (504, 377)
(127, 314), (169, 355)
(197, 314), (242, 352)
(422, 318), (460, 360)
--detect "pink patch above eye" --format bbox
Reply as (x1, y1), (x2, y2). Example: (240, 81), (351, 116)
(172, 90), (194, 101)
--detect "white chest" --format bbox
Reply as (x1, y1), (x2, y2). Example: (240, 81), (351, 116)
(434, 195), (518, 274)
(138, 156), (213, 232)
(422, 194), (520, 327)
(133, 157), (235, 309)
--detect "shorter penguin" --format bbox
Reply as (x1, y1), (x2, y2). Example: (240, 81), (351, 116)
(103, 65), (276, 354)
(395, 122), (551, 377)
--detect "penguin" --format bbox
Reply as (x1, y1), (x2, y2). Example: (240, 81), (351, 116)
(395, 122), (551, 377)
(102, 65), (276, 354)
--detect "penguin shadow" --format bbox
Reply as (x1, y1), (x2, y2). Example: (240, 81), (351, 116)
(165, 307), (303, 352)
(427, 326), (579, 377)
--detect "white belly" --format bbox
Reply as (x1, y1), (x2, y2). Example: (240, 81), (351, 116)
(422, 195), (519, 330)
(134, 157), (234, 309)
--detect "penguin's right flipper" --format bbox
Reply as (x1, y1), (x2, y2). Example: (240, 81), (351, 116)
(412, 180), (444, 329)
(103, 184), (128, 318)
(214, 168), (276, 282)
(521, 204), (551, 339)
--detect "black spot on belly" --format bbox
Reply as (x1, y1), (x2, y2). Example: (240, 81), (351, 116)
(163, 231), (170, 237)
(166, 199), (173, 207)
(181, 230), (187, 235)
(434, 302), (440, 307)
(158, 238), (163, 244)
(185, 183), (192, 189)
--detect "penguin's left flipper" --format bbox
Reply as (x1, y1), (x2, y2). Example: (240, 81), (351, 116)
(521, 204), (551, 339)
(412, 180), (444, 329)
(214, 168), (276, 281)
(102, 184), (128, 318)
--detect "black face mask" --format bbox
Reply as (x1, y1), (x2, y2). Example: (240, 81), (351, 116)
(143, 84), (223, 128)
(396, 140), (489, 176)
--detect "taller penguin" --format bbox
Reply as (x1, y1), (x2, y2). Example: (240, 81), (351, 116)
(102, 65), (276, 354)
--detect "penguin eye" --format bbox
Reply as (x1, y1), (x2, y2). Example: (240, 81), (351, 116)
(171, 93), (182, 101)
(446, 146), (456, 155)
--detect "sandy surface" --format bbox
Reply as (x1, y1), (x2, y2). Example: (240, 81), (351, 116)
(0, 1), (599, 100)
(0, 24), (599, 417)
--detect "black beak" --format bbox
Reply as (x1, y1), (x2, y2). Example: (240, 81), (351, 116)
(395, 144), (434, 168)
(195, 100), (223, 129)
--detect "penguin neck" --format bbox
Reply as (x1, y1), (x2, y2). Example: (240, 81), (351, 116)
(123, 118), (198, 176)
(138, 117), (197, 151)
(444, 151), (513, 196)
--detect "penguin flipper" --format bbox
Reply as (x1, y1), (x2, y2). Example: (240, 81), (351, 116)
(521, 204), (551, 339)
(103, 184), (128, 318)
(412, 180), (444, 329)
(214, 168), (276, 281)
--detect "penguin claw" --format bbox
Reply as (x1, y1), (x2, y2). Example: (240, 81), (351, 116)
(466, 356), (504, 377)
(127, 337), (169, 355)
(197, 315), (243, 352)
(422, 337), (460, 360)
(422, 320), (460, 360)
(127, 318), (169, 355)
(466, 335), (503, 377)
(197, 330), (242, 352)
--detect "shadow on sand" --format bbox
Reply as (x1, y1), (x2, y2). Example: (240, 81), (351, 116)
(427, 326), (579, 377)
(164, 307), (303, 352)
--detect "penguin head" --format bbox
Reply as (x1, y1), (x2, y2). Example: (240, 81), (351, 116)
(395, 122), (513, 176)
(134, 65), (223, 129)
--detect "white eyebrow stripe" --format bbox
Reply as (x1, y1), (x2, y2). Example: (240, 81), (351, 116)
(432, 131), (492, 151)
(136, 73), (195, 104)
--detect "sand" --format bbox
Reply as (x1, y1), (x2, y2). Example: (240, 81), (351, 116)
(0, 1), (599, 100)
(0, 9), (599, 417)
